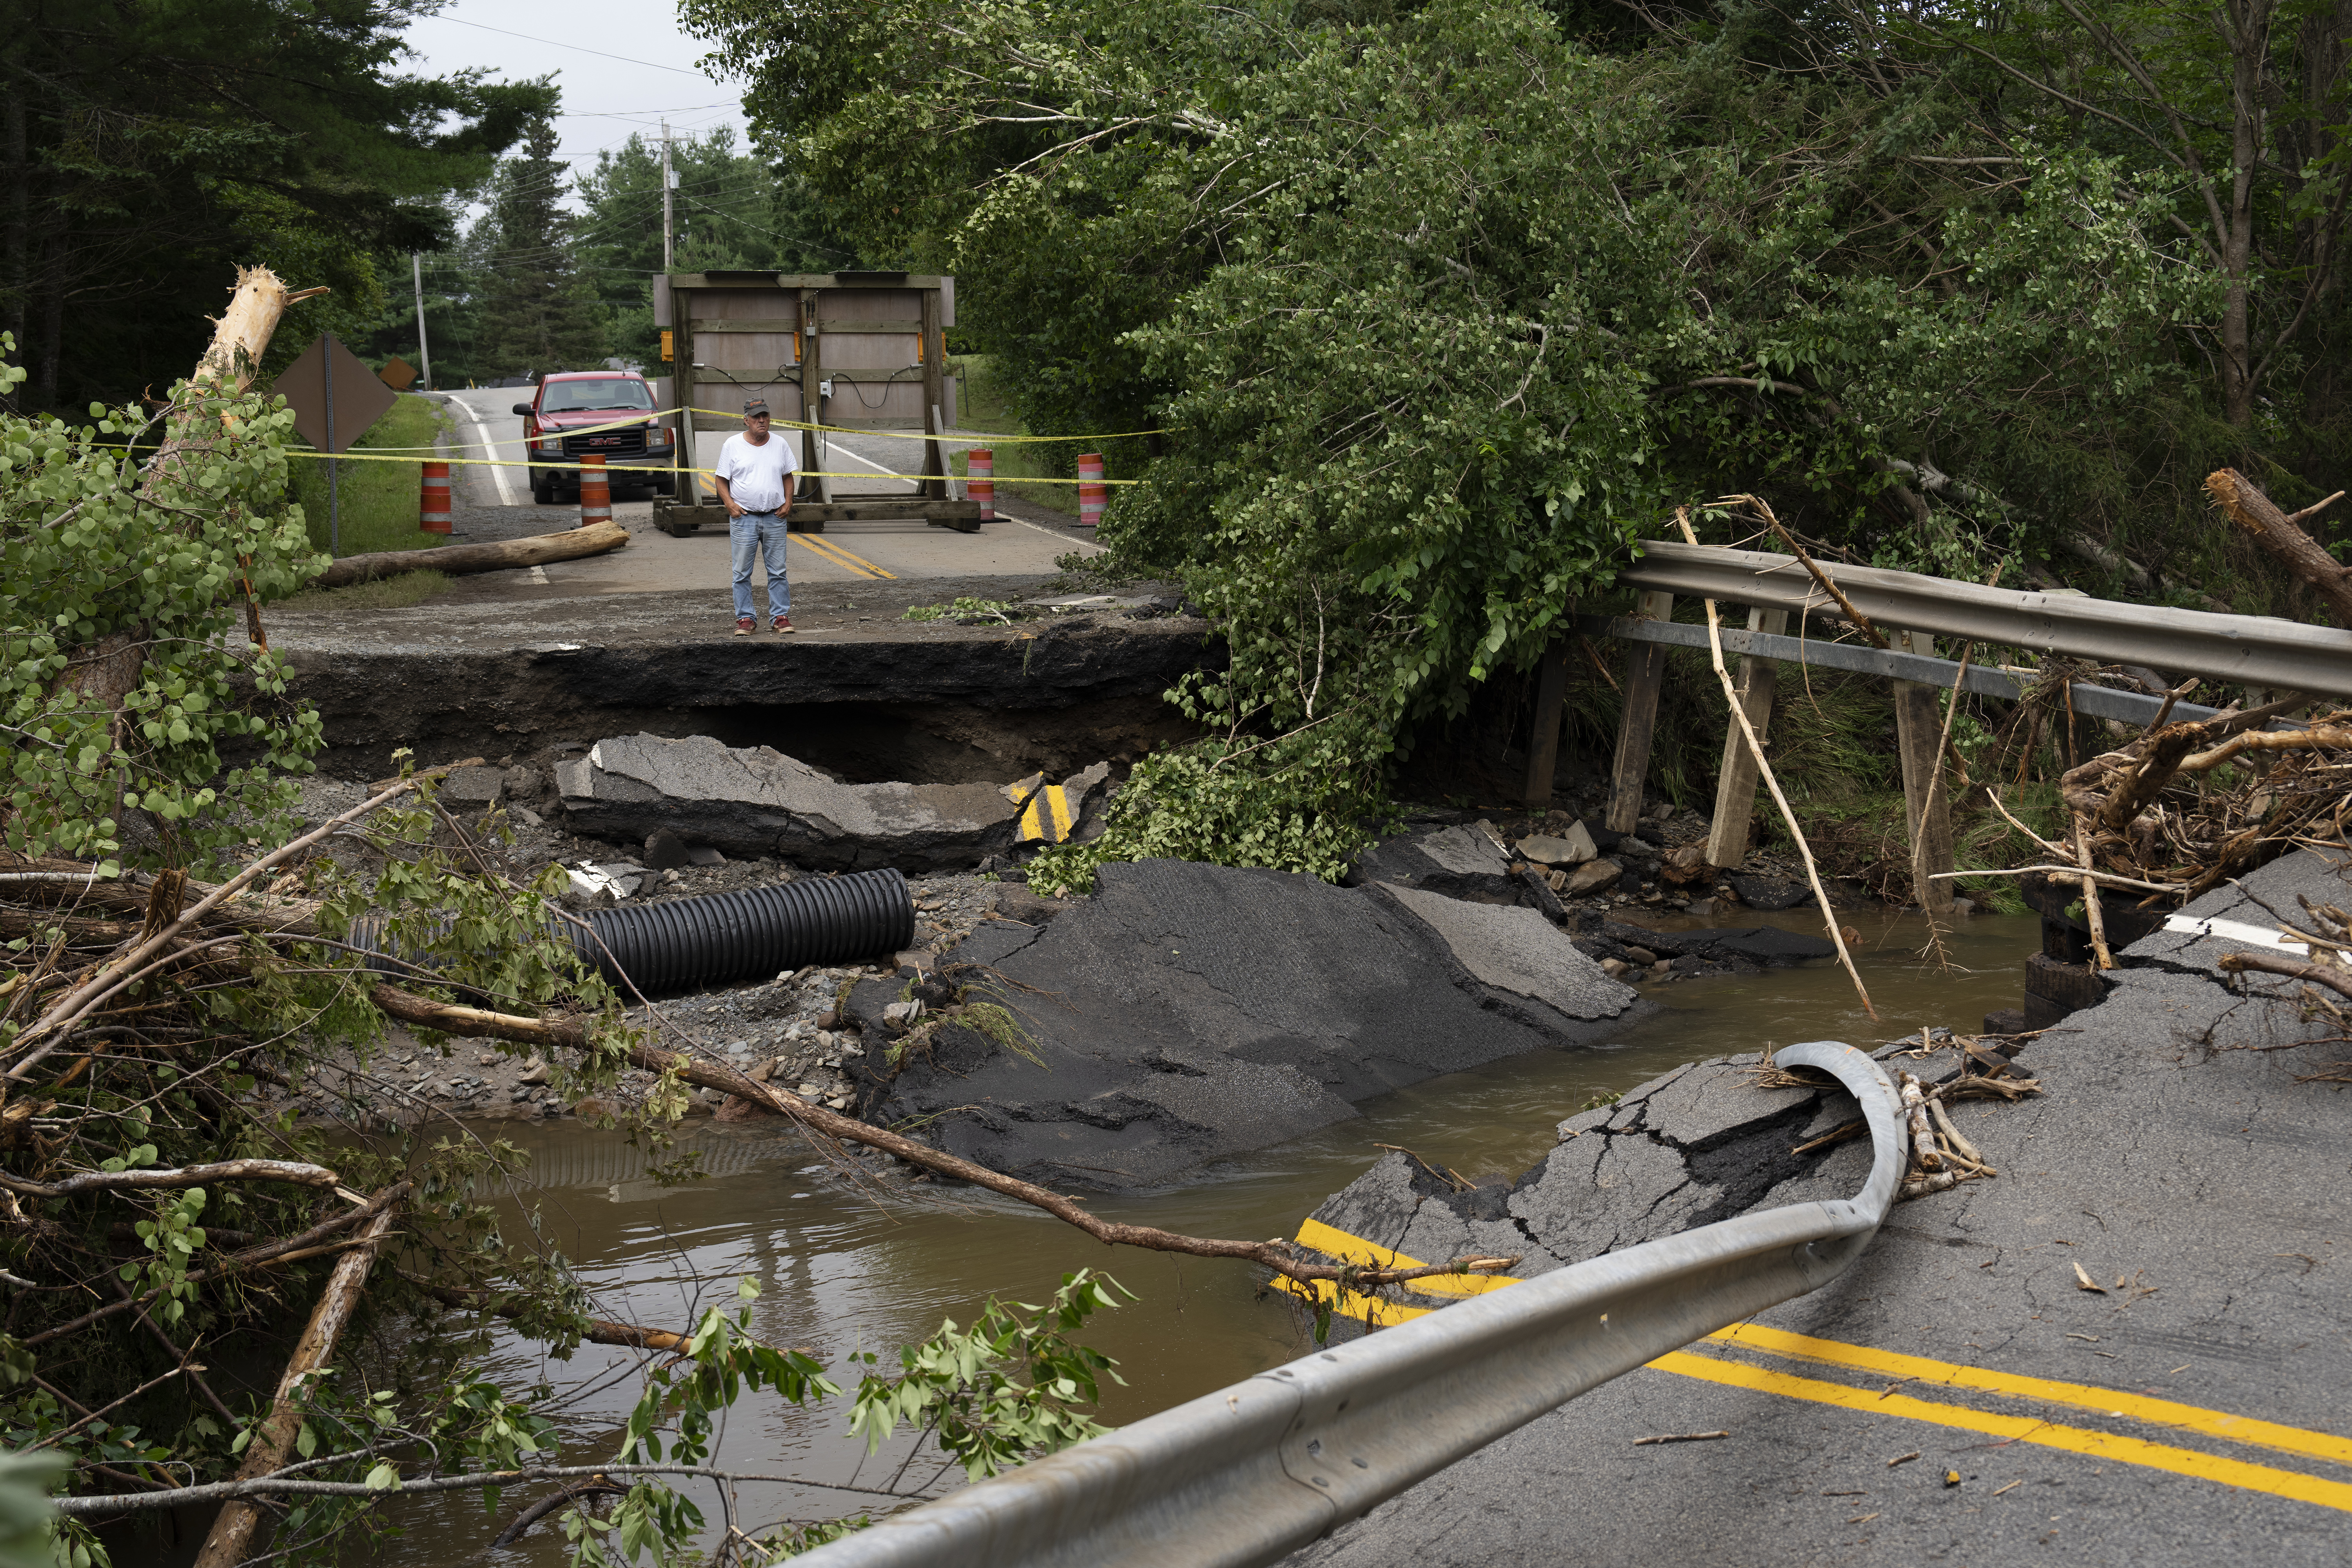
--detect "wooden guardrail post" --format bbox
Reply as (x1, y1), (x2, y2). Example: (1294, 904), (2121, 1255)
(1606, 591), (1674, 834)
(1704, 605), (1787, 867)
(1521, 637), (1571, 807)
(1891, 629), (1956, 912)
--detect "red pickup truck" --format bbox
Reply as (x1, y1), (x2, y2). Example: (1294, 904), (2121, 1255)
(513, 370), (677, 503)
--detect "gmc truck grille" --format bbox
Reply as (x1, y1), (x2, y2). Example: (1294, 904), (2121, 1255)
(562, 428), (648, 459)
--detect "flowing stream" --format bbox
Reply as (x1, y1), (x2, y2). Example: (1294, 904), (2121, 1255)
(352, 910), (2036, 1564)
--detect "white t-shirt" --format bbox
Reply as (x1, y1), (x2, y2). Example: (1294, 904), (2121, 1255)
(713, 431), (797, 512)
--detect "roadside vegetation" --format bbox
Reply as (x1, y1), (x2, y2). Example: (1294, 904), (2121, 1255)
(944, 356), (1087, 517)
(688, 0), (2351, 895)
(281, 395), (450, 562)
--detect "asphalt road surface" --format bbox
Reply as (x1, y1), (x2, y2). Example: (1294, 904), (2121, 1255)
(429, 385), (1099, 591)
(1285, 848), (2352, 1566)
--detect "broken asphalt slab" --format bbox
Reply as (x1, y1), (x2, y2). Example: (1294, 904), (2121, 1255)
(1281, 848), (2352, 1567)
(848, 858), (1646, 1189)
(557, 732), (1042, 872)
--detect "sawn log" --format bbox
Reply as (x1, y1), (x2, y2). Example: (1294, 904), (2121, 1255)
(308, 519), (628, 590)
(2205, 468), (2352, 626)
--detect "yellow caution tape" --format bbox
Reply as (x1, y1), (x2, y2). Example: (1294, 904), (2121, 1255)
(273, 448), (1143, 483)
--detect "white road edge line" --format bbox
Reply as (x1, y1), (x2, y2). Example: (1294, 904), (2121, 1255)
(2161, 914), (2308, 953)
(457, 397), (520, 507)
(828, 439), (1103, 554)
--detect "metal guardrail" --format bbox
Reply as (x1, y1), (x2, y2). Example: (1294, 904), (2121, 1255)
(1575, 614), (2239, 729)
(1620, 540), (2352, 698)
(800, 1041), (1903, 1568)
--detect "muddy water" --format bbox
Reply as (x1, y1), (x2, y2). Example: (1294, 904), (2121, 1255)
(376, 911), (2034, 1564)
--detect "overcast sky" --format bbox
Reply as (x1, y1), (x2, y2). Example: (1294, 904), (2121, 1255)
(400, 2), (753, 203)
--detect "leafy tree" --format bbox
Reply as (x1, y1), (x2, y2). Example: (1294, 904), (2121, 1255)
(474, 116), (608, 378)
(1900, 0), (2352, 433)
(0, 0), (552, 412)
(699, 0), (2236, 885)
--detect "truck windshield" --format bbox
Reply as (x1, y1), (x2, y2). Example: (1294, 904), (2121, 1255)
(541, 379), (654, 413)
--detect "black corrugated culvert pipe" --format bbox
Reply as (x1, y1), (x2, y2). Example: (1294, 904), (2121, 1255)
(352, 869), (915, 999)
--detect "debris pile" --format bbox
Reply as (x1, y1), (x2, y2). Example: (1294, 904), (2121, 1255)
(1984, 697), (2352, 966)
(1757, 1037), (2042, 1202)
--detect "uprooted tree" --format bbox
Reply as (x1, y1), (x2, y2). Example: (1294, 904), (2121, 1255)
(0, 273), (1518, 1565)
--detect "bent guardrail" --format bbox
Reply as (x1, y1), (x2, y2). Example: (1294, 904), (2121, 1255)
(1620, 539), (2352, 698)
(799, 1040), (1904, 1568)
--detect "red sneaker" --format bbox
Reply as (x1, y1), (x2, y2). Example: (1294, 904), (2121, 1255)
(734, 617), (755, 636)
(771, 616), (795, 634)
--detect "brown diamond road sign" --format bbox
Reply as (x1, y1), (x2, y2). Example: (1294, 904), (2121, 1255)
(376, 355), (417, 391)
(276, 333), (397, 453)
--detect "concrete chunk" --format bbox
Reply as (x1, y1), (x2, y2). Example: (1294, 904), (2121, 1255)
(1518, 823), (1598, 866)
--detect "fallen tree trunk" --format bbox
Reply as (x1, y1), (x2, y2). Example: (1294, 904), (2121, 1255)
(2206, 468), (2352, 626)
(308, 520), (628, 591)
(190, 1196), (403, 1568)
(367, 983), (1516, 1291)
(414, 1278), (809, 1356)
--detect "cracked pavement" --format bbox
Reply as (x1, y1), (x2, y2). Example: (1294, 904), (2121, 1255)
(1287, 846), (2352, 1566)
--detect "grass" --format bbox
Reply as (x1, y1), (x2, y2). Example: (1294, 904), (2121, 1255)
(943, 355), (1085, 515)
(273, 569), (451, 617)
(285, 393), (451, 558)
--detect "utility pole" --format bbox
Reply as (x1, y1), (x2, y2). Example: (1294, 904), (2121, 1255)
(661, 121), (674, 273)
(410, 253), (432, 391)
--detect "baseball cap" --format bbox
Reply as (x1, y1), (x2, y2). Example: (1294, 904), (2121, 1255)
(743, 398), (770, 417)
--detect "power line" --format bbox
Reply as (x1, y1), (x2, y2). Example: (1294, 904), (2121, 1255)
(425, 16), (717, 78)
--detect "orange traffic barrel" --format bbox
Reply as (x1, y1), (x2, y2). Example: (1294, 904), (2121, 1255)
(1078, 452), (1105, 527)
(419, 461), (452, 533)
(967, 449), (995, 520)
(578, 455), (610, 530)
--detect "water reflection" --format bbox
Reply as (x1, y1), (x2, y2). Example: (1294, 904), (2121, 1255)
(370, 910), (2033, 1564)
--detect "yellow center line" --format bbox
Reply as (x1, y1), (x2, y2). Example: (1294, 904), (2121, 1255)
(1289, 1218), (2352, 1511)
(789, 533), (894, 579)
(1654, 1351), (2352, 1514)
(1707, 1322), (2352, 1472)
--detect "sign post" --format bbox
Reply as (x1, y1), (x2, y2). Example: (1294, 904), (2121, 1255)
(276, 334), (397, 557)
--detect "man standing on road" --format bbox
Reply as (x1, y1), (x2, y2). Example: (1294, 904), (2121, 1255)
(712, 398), (797, 634)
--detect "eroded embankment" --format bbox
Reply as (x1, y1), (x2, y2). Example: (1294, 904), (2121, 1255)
(269, 577), (1216, 781)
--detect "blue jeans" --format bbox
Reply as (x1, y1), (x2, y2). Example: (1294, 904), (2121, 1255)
(730, 510), (791, 620)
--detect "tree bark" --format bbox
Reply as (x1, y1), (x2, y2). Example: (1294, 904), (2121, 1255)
(189, 1198), (402, 1568)
(2220, 0), (2276, 429)
(2206, 467), (2352, 626)
(307, 519), (629, 590)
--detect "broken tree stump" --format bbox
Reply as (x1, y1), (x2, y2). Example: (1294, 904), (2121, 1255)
(305, 518), (629, 591)
(1704, 605), (1786, 867)
(2206, 468), (2352, 626)
(1891, 629), (1956, 913)
(1606, 591), (1673, 834)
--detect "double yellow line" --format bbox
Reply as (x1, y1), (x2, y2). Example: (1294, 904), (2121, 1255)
(1290, 1219), (2352, 1514)
(789, 532), (894, 580)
